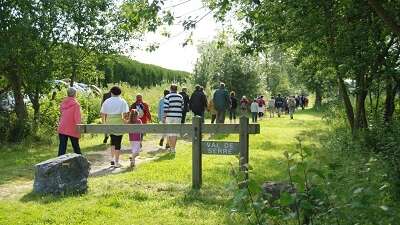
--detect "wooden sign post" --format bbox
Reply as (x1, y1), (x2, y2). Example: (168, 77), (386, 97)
(77, 116), (259, 190)
(192, 116), (202, 189)
(191, 116), (252, 189)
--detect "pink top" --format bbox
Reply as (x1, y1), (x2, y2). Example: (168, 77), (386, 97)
(129, 118), (142, 141)
(58, 97), (81, 138)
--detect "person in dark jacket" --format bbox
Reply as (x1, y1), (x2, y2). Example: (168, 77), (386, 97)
(179, 87), (190, 124)
(213, 82), (231, 123)
(189, 85), (207, 122)
(101, 91), (112, 144)
(229, 91), (238, 123)
(275, 94), (285, 117)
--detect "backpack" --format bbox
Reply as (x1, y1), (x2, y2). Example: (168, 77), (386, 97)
(136, 103), (145, 118)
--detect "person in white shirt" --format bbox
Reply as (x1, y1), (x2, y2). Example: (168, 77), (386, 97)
(100, 86), (129, 167)
(250, 99), (259, 123)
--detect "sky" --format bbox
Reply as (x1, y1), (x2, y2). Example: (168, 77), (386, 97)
(127, 0), (223, 73)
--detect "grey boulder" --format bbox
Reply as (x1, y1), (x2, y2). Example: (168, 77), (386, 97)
(262, 181), (297, 203)
(33, 153), (91, 195)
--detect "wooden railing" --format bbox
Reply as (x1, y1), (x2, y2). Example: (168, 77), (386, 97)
(77, 116), (260, 189)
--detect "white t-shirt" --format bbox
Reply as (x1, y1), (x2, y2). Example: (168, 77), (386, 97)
(100, 96), (129, 115)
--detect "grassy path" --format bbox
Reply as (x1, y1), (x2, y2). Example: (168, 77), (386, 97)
(0, 110), (326, 225)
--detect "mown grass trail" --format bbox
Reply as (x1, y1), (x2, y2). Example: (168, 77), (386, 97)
(0, 109), (326, 225)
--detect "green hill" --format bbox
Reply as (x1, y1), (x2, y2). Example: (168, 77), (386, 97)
(100, 55), (190, 87)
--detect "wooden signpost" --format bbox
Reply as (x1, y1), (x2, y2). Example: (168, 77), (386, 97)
(78, 116), (260, 189)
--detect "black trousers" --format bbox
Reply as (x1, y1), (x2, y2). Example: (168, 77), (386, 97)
(252, 112), (258, 123)
(181, 111), (187, 124)
(110, 135), (123, 150)
(211, 114), (217, 124)
(58, 134), (81, 156)
(229, 109), (237, 120)
(193, 111), (205, 123)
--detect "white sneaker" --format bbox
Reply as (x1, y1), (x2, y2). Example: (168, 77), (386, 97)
(114, 162), (122, 168)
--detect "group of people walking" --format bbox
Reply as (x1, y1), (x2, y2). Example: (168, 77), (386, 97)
(265, 94), (309, 120)
(56, 82), (308, 168)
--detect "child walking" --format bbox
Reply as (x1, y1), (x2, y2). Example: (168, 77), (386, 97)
(128, 109), (142, 167)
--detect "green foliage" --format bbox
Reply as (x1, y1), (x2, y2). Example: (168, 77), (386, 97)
(208, 0), (400, 131)
(193, 41), (260, 98)
(100, 55), (189, 88)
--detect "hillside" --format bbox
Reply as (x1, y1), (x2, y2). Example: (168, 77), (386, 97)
(100, 55), (190, 87)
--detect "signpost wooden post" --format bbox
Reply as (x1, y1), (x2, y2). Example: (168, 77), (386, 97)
(239, 116), (250, 187)
(192, 116), (202, 189)
(77, 116), (259, 190)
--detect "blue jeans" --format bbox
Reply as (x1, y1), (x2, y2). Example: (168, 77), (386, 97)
(58, 134), (81, 156)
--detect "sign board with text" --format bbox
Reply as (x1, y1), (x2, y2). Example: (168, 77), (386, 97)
(201, 141), (240, 155)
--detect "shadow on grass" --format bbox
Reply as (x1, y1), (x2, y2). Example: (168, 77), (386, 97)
(20, 190), (87, 204)
(177, 188), (229, 207)
(154, 152), (176, 162)
(298, 129), (329, 142)
(81, 144), (107, 153)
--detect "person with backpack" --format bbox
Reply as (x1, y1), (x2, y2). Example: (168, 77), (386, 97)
(213, 82), (231, 123)
(179, 87), (190, 124)
(229, 91), (238, 123)
(288, 96), (297, 119)
(189, 85), (208, 122)
(130, 94), (151, 124)
(275, 94), (285, 117)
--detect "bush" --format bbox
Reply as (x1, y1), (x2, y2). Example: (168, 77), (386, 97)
(364, 119), (400, 198)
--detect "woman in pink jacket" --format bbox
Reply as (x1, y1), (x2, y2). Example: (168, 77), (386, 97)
(57, 87), (82, 156)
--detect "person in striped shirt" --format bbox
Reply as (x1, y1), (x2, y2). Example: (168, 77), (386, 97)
(163, 84), (184, 153)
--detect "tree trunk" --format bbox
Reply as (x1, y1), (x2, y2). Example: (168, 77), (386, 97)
(338, 77), (355, 132)
(384, 77), (396, 122)
(29, 91), (40, 134)
(10, 75), (27, 120)
(70, 62), (77, 87)
(354, 74), (369, 130)
(314, 85), (322, 109)
(9, 74), (28, 142)
(367, 0), (400, 37)
(354, 91), (368, 129)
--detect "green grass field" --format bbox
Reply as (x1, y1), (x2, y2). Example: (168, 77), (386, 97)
(0, 109), (326, 225)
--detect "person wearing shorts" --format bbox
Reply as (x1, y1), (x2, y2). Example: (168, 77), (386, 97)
(163, 84), (184, 153)
(100, 86), (129, 167)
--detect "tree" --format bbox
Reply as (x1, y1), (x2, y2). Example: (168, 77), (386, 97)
(193, 40), (260, 98)
(207, 0), (400, 133)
